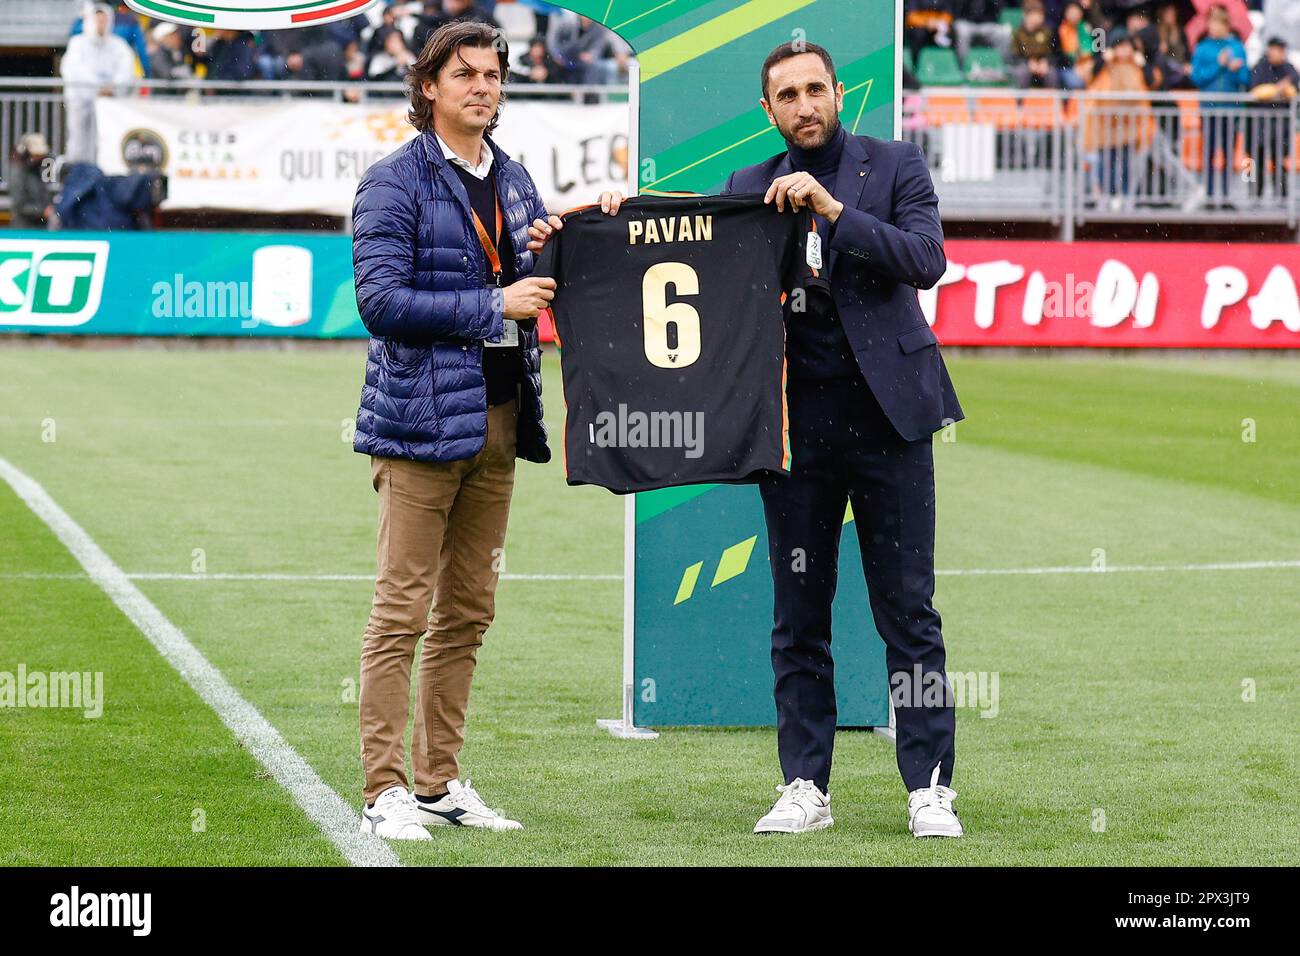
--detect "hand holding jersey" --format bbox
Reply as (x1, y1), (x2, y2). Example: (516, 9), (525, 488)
(532, 192), (828, 493)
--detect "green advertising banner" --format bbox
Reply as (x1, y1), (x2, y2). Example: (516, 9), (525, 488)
(547, 0), (898, 730)
(0, 231), (364, 338)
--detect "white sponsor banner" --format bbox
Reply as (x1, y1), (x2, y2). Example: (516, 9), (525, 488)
(95, 97), (629, 216)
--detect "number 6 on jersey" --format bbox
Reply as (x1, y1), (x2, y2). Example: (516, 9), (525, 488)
(642, 261), (701, 369)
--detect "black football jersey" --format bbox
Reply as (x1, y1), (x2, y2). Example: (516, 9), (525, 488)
(534, 192), (824, 493)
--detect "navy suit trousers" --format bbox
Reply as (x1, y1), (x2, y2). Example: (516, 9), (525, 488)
(759, 373), (955, 793)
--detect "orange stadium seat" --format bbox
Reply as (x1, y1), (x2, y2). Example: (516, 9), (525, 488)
(924, 94), (971, 127)
(1018, 95), (1058, 131)
(973, 95), (1019, 127)
(1176, 94), (1203, 172)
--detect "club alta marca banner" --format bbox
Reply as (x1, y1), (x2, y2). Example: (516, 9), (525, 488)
(94, 97), (629, 217)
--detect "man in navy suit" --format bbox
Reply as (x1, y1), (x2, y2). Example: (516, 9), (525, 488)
(724, 41), (966, 838)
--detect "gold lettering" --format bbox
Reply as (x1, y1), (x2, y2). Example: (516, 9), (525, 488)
(628, 221), (643, 244)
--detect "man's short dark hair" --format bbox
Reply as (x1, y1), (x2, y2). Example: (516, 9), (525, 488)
(761, 41), (837, 101)
(407, 20), (510, 135)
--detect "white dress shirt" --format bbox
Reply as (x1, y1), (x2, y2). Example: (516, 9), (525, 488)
(434, 131), (493, 180)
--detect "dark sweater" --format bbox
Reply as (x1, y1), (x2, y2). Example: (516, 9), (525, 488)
(450, 162), (521, 408)
(785, 122), (859, 381)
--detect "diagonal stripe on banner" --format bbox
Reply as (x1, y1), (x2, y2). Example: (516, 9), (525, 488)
(636, 0), (817, 81)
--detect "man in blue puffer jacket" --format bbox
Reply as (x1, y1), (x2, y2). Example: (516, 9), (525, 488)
(351, 19), (620, 838)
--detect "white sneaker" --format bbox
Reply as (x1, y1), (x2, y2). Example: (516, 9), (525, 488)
(414, 779), (523, 831)
(753, 777), (833, 834)
(908, 766), (964, 838)
(359, 785), (433, 841)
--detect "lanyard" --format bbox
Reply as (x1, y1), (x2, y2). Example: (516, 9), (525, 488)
(471, 192), (505, 286)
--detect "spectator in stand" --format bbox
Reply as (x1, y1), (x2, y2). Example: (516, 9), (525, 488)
(327, 13), (371, 52)
(1012, 2), (1059, 86)
(517, 0), (558, 34)
(904, 1), (956, 60)
(260, 26), (347, 84)
(415, 0), (494, 50)
(1135, 3), (1192, 89)
(1021, 52), (1068, 87)
(1261, 0), (1300, 60)
(953, 1), (1013, 65)
(61, 2), (136, 165)
(548, 12), (631, 84)
(344, 40), (368, 81)
(1127, 14), (1172, 89)
(147, 22), (193, 81)
(1038, 0), (1070, 28)
(1191, 5), (1250, 206)
(8, 134), (55, 230)
(369, 28), (416, 81)
(1155, 2), (1190, 65)
(1246, 36), (1299, 199)
(1078, 0), (1107, 34)
(69, 1), (148, 74)
(258, 27), (313, 80)
(1057, 2), (1095, 86)
(292, 38), (348, 82)
(1080, 27), (1152, 208)
(205, 30), (258, 83)
(510, 35), (562, 84)
(367, 3), (411, 60)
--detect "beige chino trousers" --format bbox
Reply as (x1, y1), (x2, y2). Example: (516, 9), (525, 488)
(358, 399), (517, 804)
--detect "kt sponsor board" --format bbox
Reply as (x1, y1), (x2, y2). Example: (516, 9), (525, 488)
(0, 232), (360, 337)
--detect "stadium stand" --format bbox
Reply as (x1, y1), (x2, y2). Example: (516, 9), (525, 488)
(1, 0), (1298, 237)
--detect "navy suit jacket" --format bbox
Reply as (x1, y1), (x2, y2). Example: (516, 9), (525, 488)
(723, 133), (964, 441)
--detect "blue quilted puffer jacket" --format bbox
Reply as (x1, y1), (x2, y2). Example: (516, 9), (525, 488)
(351, 129), (550, 464)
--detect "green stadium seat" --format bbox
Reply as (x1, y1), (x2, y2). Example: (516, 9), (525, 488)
(964, 46), (1009, 86)
(916, 46), (964, 87)
(999, 8), (1024, 30)
(901, 45), (915, 77)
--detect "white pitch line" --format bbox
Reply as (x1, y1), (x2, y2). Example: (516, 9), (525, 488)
(0, 458), (400, 869)
(124, 572), (626, 582)
(934, 559), (1300, 577)
(1, 561), (1296, 583)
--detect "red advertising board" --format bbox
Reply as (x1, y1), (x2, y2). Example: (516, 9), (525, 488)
(537, 241), (1300, 349)
(930, 240), (1300, 348)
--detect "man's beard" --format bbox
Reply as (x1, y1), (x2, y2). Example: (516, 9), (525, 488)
(782, 114), (842, 150)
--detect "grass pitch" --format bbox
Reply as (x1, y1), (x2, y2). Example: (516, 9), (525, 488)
(0, 346), (1296, 866)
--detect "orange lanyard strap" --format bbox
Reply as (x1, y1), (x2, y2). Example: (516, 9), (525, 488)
(471, 192), (505, 285)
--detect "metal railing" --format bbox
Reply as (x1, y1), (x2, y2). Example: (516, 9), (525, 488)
(903, 88), (1300, 237)
(3, 79), (1297, 236)
(0, 76), (628, 198)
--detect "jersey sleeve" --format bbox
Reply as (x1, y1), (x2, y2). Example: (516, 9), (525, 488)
(778, 207), (824, 294)
(533, 223), (562, 282)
